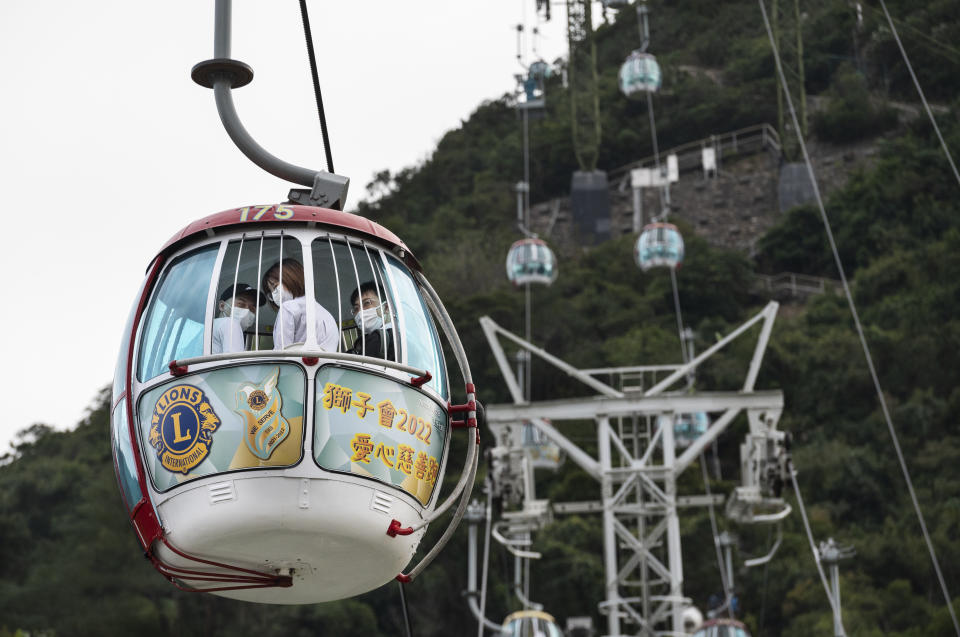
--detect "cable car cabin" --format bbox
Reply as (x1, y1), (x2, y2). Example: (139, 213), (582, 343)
(528, 60), (551, 81)
(657, 412), (709, 449)
(619, 50), (662, 97)
(635, 222), (684, 271)
(522, 421), (563, 470)
(518, 62), (550, 111)
(109, 204), (478, 604)
(692, 618), (752, 637)
(506, 238), (558, 286)
(501, 610), (565, 637)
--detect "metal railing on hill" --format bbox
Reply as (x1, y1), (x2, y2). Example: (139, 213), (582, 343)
(751, 272), (842, 299)
(610, 123), (782, 189)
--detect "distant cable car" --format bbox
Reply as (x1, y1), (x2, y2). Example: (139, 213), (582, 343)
(619, 50), (662, 97)
(110, 205), (480, 603)
(522, 421), (564, 469)
(517, 61), (549, 111)
(692, 618), (753, 637)
(658, 412), (709, 448)
(529, 59), (552, 80)
(635, 222), (684, 271)
(501, 610), (565, 637)
(506, 238), (558, 286)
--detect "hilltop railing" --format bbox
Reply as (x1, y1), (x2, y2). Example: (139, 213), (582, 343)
(610, 123), (782, 189)
(751, 272), (842, 299)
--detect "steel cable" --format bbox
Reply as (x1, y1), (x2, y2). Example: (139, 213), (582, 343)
(758, 1), (960, 633)
(788, 465), (847, 636)
(700, 455), (735, 619)
(298, 0), (335, 173)
(876, 0), (960, 191)
(646, 89), (666, 215)
(398, 581), (414, 637)
(758, 525), (772, 634)
(478, 487), (494, 637)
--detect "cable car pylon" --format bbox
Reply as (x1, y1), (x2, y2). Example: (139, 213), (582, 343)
(481, 300), (792, 636)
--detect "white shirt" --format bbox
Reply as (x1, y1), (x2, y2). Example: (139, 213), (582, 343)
(273, 296), (339, 351)
(212, 316), (246, 354)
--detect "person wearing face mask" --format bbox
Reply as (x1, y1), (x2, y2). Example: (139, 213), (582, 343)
(212, 284), (264, 354)
(262, 259), (338, 351)
(347, 281), (394, 360)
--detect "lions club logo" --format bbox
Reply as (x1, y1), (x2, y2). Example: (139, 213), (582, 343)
(149, 384), (221, 475)
(235, 367), (290, 460)
(247, 390), (268, 411)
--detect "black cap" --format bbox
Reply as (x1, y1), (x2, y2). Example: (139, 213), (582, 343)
(219, 283), (267, 306)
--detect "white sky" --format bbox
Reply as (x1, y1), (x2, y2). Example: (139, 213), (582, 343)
(0, 1), (584, 452)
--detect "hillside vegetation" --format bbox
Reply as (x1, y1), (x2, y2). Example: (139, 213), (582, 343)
(4, 1), (960, 635)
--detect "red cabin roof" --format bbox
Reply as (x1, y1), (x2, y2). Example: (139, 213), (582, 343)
(642, 221), (679, 231)
(157, 204), (418, 269)
(509, 237), (551, 250)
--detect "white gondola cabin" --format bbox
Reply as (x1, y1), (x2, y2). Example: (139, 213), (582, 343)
(692, 618), (752, 637)
(635, 222), (684, 271)
(619, 50), (662, 97)
(529, 60), (551, 81)
(501, 610), (565, 637)
(506, 238), (558, 286)
(522, 421), (563, 470)
(657, 412), (710, 449)
(110, 205), (479, 604)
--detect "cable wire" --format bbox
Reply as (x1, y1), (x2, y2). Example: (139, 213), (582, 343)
(789, 465), (847, 637)
(758, 524), (772, 634)
(398, 581), (414, 637)
(758, 2), (960, 634)
(298, 0), (335, 174)
(646, 90), (666, 215)
(700, 455), (734, 619)
(670, 267), (686, 366)
(477, 487), (494, 637)
(860, 3), (960, 66)
(876, 0), (960, 191)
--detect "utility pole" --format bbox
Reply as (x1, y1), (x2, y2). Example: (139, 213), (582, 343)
(819, 538), (854, 637)
(719, 531), (737, 611)
(566, 0), (601, 172)
(772, 0), (807, 160)
(566, 0), (612, 244)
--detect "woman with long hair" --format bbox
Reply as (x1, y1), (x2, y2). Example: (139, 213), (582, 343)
(262, 259), (338, 351)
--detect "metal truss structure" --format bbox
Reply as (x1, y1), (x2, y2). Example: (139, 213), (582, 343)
(481, 301), (791, 636)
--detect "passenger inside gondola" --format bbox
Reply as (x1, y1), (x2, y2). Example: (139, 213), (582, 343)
(347, 281), (395, 360)
(212, 283), (264, 354)
(263, 258), (338, 351)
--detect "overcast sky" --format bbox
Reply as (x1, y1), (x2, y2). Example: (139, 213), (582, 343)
(0, 1), (591, 452)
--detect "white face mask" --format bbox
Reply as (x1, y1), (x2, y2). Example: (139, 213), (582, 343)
(271, 285), (293, 306)
(233, 306), (255, 330)
(222, 303), (255, 330)
(354, 308), (383, 334)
